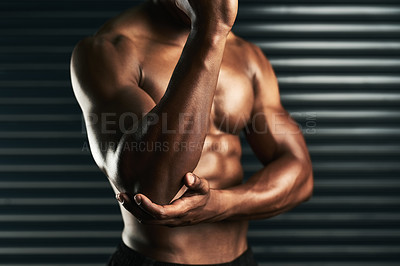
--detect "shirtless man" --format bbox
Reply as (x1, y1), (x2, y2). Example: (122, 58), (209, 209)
(70, 0), (313, 265)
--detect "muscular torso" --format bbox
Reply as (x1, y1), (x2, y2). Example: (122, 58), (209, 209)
(99, 4), (256, 264)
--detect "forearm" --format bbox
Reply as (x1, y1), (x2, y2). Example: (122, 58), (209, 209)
(117, 30), (228, 204)
(140, 29), (227, 157)
(219, 153), (313, 221)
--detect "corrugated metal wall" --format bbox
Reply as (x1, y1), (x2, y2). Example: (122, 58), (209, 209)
(1, 0), (399, 265)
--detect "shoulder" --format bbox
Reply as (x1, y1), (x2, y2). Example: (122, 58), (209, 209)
(70, 33), (142, 104)
(71, 33), (138, 75)
(71, 5), (142, 62)
(227, 33), (274, 81)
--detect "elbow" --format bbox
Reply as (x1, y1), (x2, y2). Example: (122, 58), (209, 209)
(289, 154), (313, 204)
(115, 143), (183, 205)
(106, 138), (146, 194)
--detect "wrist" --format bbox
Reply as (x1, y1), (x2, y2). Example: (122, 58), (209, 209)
(191, 22), (231, 39)
(189, 28), (228, 50)
(209, 189), (236, 221)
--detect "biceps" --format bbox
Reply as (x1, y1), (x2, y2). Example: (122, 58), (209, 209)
(246, 107), (305, 164)
(268, 109), (303, 144)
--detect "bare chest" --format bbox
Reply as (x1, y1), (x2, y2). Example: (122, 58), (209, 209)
(139, 43), (254, 135)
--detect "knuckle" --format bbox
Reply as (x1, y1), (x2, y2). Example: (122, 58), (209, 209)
(200, 179), (209, 189)
(156, 209), (167, 220)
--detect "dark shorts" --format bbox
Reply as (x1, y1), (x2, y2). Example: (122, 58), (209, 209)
(107, 241), (258, 266)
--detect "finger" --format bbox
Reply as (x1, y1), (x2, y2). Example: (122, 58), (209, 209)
(132, 193), (162, 219)
(184, 173), (209, 194)
(134, 194), (188, 219)
(116, 193), (152, 222)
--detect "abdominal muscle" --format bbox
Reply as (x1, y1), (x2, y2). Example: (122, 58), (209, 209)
(114, 133), (249, 264)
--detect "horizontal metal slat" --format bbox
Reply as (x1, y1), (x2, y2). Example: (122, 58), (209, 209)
(253, 245), (400, 254)
(0, 11), (116, 18)
(0, 64), (68, 70)
(0, 215), (121, 222)
(235, 23), (400, 38)
(237, 23), (400, 33)
(248, 229), (400, 238)
(0, 98), (75, 104)
(290, 110), (400, 120)
(244, 162), (400, 172)
(239, 5), (400, 17)
(256, 41), (400, 55)
(244, 145), (400, 155)
(0, 198), (115, 205)
(0, 148), (88, 155)
(0, 181), (104, 189)
(0, 231), (120, 238)
(308, 127), (400, 137)
(271, 58), (400, 67)
(278, 75), (400, 85)
(281, 93), (400, 103)
(0, 247), (114, 255)
(0, 115), (81, 122)
(315, 179), (400, 187)
(0, 80), (70, 86)
(0, 165), (98, 172)
(0, 29), (94, 36)
(0, 132), (83, 138)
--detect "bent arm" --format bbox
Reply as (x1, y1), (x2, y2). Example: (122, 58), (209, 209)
(219, 45), (313, 220)
(118, 31), (229, 204)
(71, 28), (228, 205)
(222, 109), (313, 220)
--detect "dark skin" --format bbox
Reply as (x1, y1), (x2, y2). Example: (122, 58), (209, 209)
(70, 0), (313, 264)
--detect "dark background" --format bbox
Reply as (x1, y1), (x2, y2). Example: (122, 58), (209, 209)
(1, 0), (400, 265)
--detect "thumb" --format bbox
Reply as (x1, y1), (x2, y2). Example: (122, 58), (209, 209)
(184, 173), (209, 194)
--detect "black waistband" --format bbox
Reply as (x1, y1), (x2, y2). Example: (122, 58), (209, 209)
(108, 241), (258, 266)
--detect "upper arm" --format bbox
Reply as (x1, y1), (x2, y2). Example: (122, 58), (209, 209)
(70, 35), (156, 169)
(245, 44), (310, 165)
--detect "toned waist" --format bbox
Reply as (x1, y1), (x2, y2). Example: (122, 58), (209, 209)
(121, 219), (249, 264)
(111, 241), (257, 266)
